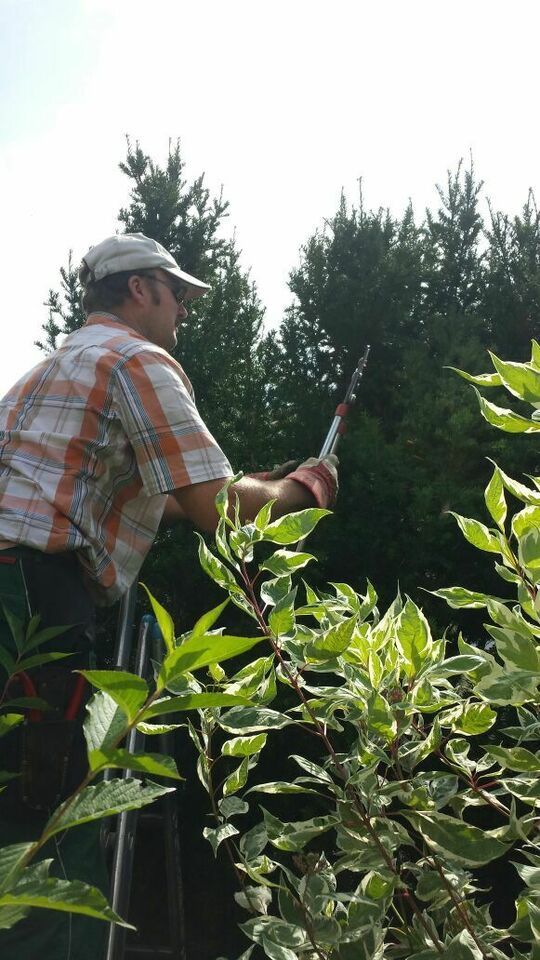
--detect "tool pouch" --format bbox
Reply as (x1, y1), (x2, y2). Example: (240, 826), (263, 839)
(19, 719), (80, 811)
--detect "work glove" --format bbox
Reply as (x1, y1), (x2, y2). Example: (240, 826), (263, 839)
(287, 454), (339, 509)
(248, 459), (302, 481)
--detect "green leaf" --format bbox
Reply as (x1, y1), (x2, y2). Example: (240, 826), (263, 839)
(139, 583), (175, 653)
(196, 533), (240, 592)
(474, 665), (539, 706)
(400, 719), (441, 769)
(404, 812), (509, 866)
(2, 696), (50, 712)
(223, 734), (267, 757)
(214, 473), (241, 521)
(235, 886), (273, 915)
(448, 367), (502, 387)
(0, 644), (15, 676)
(511, 504), (540, 539)
(0, 876), (131, 926)
(473, 387), (540, 433)
(306, 615), (357, 661)
(427, 655), (486, 678)
(0, 843), (33, 894)
(262, 809), (338, 852)
(489, 352), (540, 403)
(0, 714), (24, 738)
(136, 721), (182, 735)
(0, 903), (30, 929)
(259, 551), (315, 577)
(444, 929), (484, 959)
(79, 670), (148, 724)
(191, 599), (230, 638)
(260, 576), (292, 607)
(368, 650), (383, 689)
(452, 702), (497, 735)
(262, 509), (330, 545)
(159, 633), (263, 687)
(47, 777), (173, 837)
(203, 822), (239, 856)
(268, 589), (297, 637)
(219, 797), (249, 818)
(395, 598), (432, 677)
(83, 690), (127, 754)
(219, 707), (294, 733)
(367, 691), (396, 742)
(14, 651), (73, 673)
(1, 605), (24, 652)
(485, 746), (540, 772)
(449, 512), (501, 553)
(240, 822), (268, 860)
(223, 757), (249, 796)
(17, 623), (71, 655)
(500, 776), (540, 804)
(248, 782), (321, 796)
(88, 747), (182, 779)
(498, 467), (540, 506)
(254, 499), (276, 532)
(488, 625), (539, 671)
(485, 465), (507, 530)
(142, 692), (249, 719)
(519, 527), (540, 575)
(429, 587), (495, 609)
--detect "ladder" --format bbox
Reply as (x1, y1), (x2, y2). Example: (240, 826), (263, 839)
(104, 587), (186, 960)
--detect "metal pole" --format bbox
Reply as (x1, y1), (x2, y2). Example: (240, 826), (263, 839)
(297, 345), (370, 551)
(318, 345), (370, 457)
(105, 612), (152, 960)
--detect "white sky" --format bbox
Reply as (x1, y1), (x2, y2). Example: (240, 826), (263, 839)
(0, 0), (539, 394)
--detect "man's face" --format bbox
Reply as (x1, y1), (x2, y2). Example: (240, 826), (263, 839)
(139, 270), (189, 351)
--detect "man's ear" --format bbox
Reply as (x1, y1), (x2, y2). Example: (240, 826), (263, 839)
(127, 274), (147, 304)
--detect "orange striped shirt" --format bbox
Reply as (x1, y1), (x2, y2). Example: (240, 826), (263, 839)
(0, 314), (232, 603)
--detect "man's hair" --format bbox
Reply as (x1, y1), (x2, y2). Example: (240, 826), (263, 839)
(80, 268), (159, 315)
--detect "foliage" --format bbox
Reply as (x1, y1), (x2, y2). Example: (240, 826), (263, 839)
(171, 345), (539, 959)
(0, 345), (540, 956)
(0, 602), (258, 930)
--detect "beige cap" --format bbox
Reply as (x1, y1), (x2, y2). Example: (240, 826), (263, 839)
(79, 233), (210, 300)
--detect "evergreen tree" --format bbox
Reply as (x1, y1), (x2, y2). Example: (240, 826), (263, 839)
(272, 163), (539, 616)
(485, 190), (540, 358)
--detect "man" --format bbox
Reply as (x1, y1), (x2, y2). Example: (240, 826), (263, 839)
(0, 233), (337, 958)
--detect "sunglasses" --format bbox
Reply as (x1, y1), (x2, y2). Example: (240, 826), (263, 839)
(148, 276), (188, 305)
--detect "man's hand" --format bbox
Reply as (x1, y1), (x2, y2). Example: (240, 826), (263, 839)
(286, 454), (339, 509)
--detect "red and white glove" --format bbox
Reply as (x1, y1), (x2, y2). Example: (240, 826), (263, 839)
(287, 455), (339, 509)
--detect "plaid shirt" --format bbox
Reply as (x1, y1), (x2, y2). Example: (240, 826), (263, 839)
(0, 314), (232, 603)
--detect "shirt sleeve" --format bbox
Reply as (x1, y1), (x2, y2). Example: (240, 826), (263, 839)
(112, 347), (233, 496)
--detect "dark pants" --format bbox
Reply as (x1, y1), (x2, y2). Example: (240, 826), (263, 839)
(0, 548), (108, 960)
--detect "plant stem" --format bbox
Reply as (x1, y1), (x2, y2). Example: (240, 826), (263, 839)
(429, 855), (496, 960)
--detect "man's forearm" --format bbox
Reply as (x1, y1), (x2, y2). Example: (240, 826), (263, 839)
(232, 475), (316, 522)
(171, 475), (316, 534)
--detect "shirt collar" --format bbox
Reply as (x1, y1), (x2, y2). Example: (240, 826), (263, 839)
(84, 312), (147, 340)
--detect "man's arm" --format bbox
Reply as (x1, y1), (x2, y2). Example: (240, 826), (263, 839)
(161, 495), (188, 526)
(170, 475), (316, 533)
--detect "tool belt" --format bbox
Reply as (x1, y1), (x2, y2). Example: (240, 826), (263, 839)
(0, 548), (96, 816)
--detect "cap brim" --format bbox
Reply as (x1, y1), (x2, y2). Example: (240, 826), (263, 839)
(163, 265), (211, 300)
